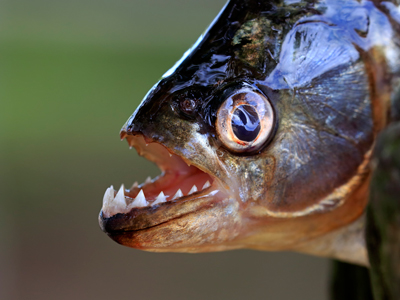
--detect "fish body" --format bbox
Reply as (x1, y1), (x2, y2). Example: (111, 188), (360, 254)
(99, 0), (400, 265)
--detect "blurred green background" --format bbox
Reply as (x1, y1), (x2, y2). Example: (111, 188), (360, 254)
(1, 0), (329, 299)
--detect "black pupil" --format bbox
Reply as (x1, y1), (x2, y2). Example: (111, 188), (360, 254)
(231, 105), (261, 142)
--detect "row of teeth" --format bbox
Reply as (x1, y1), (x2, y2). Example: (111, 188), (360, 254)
(101, 181), (211, 218)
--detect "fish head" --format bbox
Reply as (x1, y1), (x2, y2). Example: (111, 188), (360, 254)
(99, 0), (396, 256)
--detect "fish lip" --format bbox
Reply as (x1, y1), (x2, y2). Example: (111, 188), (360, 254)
(99, 130), (229, 233)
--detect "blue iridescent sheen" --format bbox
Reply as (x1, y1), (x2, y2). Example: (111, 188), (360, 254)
(231, 105), (260, 142)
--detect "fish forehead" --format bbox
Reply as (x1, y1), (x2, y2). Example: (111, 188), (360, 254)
(129, 0), (393, 114)
(125, 0), (390, 146)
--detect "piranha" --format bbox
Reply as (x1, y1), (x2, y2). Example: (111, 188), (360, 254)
(99, 0), (400, 266)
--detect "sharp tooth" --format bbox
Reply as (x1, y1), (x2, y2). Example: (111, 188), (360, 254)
(169, 153), (172, 157)
(114, 184), (127, 207)
(152, 191), (167, 205)
(202, 181), (211, 190)
(209, 190), (219, 196)
(172, 189), (183, 200)
(129, 146), (133, 150)
(188, 185), (197, 195)
(130, 181), (139, 190)
(102, 185), (114, 207)
(129, 189), (148, 208)
(145, 176), (152, 184)
(102, 184), (127, 218)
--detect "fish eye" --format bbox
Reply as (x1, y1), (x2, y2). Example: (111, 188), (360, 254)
(216, 88), (275, 153)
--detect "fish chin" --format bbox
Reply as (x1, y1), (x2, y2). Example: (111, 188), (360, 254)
(99, 134), (242, 251)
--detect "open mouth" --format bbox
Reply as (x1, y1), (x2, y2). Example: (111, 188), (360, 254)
(99, 132), (223, 232)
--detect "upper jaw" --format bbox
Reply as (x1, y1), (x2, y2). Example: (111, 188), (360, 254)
(99, 131), (230, 234)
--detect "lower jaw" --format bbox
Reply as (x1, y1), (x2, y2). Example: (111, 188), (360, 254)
(106, 219), (243, 253)
(109, 229), (244, 253)
(99, 185), (227, 233)
(101, 190), (242, 252)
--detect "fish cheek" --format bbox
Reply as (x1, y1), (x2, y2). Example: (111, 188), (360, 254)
(215, 152), (276, 205)
(258, 61), (374, 214)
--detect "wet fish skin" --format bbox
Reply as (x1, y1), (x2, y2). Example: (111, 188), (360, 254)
(100, 0), (400, 264)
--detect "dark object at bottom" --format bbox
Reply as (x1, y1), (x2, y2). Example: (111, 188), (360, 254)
(330, 120), (400, 300)
(330, 260), (373, 300)
(366, 122), (400, 300)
